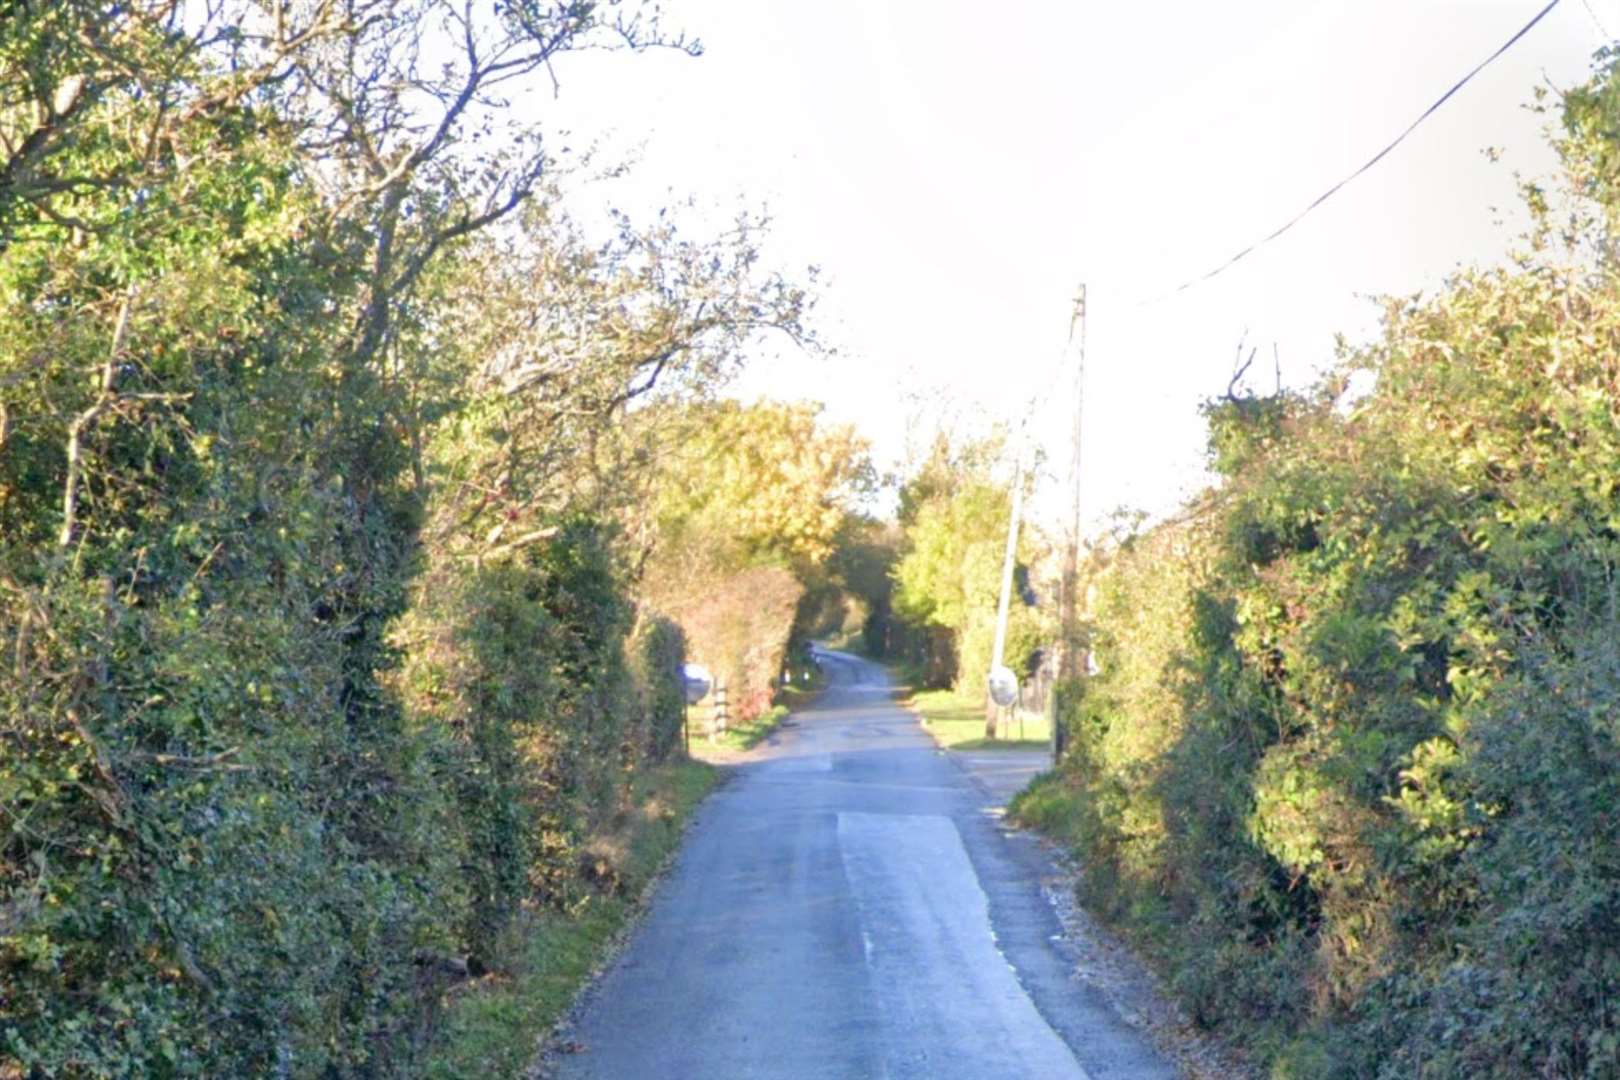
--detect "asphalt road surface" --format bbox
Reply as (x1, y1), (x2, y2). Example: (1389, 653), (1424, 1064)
(552, 650), (1177, 1079)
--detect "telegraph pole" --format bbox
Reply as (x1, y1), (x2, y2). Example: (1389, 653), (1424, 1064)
(1054, 284), (1087, 762)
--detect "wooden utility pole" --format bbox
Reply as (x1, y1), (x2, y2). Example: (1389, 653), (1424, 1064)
(1053, 284), (1087, 762)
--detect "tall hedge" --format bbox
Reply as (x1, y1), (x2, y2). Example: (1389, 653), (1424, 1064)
(390, 520), (683, 969)
(0, 4), (698, 1076)
(1036, 248), (1620, 1077)
(631, 614), (689, 764)
(650, 564), (803, 721)
(0, 131), (457, 1075)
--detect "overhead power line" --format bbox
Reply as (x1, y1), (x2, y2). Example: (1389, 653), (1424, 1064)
(1581, 0), (1611, 40)
(1149, 0), (1563, 304)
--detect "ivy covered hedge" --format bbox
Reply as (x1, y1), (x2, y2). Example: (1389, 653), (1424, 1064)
(1022, 71), (1620, 1078)
(391, 520), (690, 974)
(1, 487), (687, 1079)
(0, 5), (707, 1076)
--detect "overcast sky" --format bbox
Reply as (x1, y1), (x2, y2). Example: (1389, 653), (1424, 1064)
(543, 0), (1609, 531)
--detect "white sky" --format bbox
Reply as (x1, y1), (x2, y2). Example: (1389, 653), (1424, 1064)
(543, 0), (1609, 532)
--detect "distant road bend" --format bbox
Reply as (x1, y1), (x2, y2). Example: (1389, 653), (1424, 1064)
(553, 650), (1177, 1079)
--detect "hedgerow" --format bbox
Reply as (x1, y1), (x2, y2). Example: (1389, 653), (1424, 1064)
(0, 4), (805, 1076)
(1025, 60), (1620, 1077)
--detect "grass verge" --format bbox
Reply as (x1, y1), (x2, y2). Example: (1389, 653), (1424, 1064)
(1007, 769), (1085, 845)
(422, 757), (719, 1080)
(698, 703), (791, 752)
(906, 687), (1051, 751)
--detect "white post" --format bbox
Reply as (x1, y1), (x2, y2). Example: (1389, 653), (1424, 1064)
(991, 456), (1025, 673)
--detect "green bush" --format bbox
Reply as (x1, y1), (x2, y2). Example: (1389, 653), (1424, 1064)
(1029, 66), (1620, 1072)
(0, 6), (714, 1074)
(392, 519), (665, 964)
(0, 96), (458, 1073)
(631, 614), (689, 764)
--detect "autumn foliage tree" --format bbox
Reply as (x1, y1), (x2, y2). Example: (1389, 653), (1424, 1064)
(639, 400), (875, 715)
(889, 433), (1048, 697)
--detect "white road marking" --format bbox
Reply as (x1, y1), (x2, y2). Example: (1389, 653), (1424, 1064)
(837, 811), (1090, 1079)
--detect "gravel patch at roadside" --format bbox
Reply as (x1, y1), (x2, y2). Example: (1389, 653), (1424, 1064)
(1015, 823), (1258, 1080)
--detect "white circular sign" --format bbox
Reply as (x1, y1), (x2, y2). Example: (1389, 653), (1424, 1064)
(682, 663), (713, 705)
(987, 665), (1019, 707)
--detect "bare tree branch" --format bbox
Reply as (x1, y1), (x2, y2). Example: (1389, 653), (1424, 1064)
(59, 286), (137, 549)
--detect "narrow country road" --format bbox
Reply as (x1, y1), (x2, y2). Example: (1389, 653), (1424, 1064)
(551, 650), (1178, 1079)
